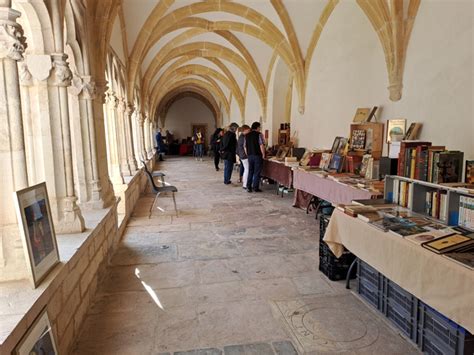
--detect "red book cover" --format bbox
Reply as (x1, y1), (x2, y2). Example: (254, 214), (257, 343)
(398, 141), (432, 176)
(414, 145), (429, 180)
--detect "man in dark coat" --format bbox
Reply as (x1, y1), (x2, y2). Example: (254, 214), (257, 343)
(220, 122), (239, 184)
(245, 121), (266, 192)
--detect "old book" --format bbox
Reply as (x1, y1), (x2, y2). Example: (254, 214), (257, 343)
(422, 234), (474, 254)
(398, 141), (431, 177)
(353, 108), (371, 123)
(404, 122), (423, 140)
(405, 228), (454, 245)
(427, 146), (446, 182)
(444, 252), (474, 270)
(389, 224), (430, 237)
(414, 145), (429, 181)
(435, 151), (464, 183)
(357, 211), (384, 222)
(465, 160), (474, 184)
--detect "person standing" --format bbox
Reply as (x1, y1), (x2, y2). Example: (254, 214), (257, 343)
(221, 122), (239, 185)
(193, 129), (204, 161)
(245, 122), (266, 192)
(210, 128), (223, 171)
(155, 128), (165, 161)
(237, 125), (251, 189)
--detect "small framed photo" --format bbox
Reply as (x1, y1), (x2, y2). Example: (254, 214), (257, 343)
(14, 309), (58, 354)
(387, 119), (407, 143)
(14, 182), (59, 288)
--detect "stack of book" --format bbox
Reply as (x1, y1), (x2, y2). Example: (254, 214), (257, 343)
(391, 179), (413, 208)
(397, 141), (464, 183)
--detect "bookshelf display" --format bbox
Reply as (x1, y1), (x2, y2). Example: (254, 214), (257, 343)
(385, 175), (474, 227)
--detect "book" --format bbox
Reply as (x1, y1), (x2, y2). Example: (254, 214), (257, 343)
(459, 195), (474, 230)
(319, 153), (332, 170)
(444, 252), (474, 270)
(397, 141), (431, 177)
(351, 129), (366, 150)
(466, 160), (474, 184)
(357, 211), (384, 222)
(328, 154), (344, 172)
(352, 198), (395, 207)
(386, 119), (407, 143)
(422, 233), (474, 254)
(435, 151), (464, 183)
(369, 215), (412, 232)
(405, 228), (455, 245)
(343, 205), (378, 217)
(414, 145), (429, 180)
(427, 146), (446, 182)
(360, 154), (372, 178)
(389, 224), (430, 237)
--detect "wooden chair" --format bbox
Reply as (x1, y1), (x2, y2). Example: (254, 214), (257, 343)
(142, 162), (178, 217)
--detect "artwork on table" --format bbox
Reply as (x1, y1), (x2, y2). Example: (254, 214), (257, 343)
(319, 153), (332, 171)
(352, 108), (371, 123)
(387, 119), (407, 143)
(404, 122), (423, 140)
(350, 129), (366, 150)
(329, 154), (344, 172)
(275, 146), (290, 161)
(465, 160), (474, 184)
(14, 309), (58, 355)
(14, 182), (59, 288)
(330, 137), (348, 155)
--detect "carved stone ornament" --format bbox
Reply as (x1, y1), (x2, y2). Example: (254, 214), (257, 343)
(70, 74), (96, 99)
(0, 18), (27, 61)
(117, 97), (126, 113)
(105, 90), (119, 108)
(18, 62), (32, 86)
(298, 105), (305, 115)
(51, 53), (73, 87)
(125, 103), (135, 117)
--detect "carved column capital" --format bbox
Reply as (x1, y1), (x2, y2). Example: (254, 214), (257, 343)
(125, 103), (135, 117)
(116, 97), (126, 113)
(51, 53), (72, 87)
(105, 90), (118, 109)
(70, 75), (96, 99)
(0, 8), (27, 61)
(95, 81), (108, 104)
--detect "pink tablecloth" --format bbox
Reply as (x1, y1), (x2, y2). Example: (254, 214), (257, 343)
(262, 159), (293, 188)
(293, 169), (377, 207)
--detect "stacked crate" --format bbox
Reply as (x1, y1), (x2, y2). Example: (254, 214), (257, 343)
(356, 259), (474, 355)
(319, 211), (356, 281)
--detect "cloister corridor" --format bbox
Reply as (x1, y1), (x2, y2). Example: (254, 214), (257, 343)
(72, 157), (419, 355)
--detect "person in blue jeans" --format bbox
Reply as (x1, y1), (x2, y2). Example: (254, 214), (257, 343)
(245, 121), (266, 192)
(220, 122), (239, 184)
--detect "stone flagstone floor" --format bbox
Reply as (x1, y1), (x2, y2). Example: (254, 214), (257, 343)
(73, 157), (420, 355)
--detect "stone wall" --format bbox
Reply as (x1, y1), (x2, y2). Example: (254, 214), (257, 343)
(0, 167), (151, 354)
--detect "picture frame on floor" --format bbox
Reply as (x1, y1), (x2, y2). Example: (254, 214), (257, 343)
(14, 182), (60, 288)
(14, 309), (58, 355)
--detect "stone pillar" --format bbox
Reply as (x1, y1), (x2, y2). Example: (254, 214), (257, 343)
(144, 115), (153, 159)
(50, 53), (85, 233)
(137, 113), (147, 162)
(92, 81), (115, 206)
(0, 5), (29, 281)
(104, 91), (125, 185)
(125, 103), (138, 173)
(116, 98), (132, 176)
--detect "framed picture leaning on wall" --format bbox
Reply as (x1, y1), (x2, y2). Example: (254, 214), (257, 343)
(14, 182), (60, 288)
(14, 308), (58, 354)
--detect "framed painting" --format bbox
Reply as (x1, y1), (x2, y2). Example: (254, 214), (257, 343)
(387, 119), (406, 143)
(14, 309), (58, 355)
(14, 182), (59, 288)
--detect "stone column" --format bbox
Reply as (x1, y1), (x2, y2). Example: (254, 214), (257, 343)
(125, 103), (138, 173)
(144, 115), (153, 159)
(137, 113), (147, 162)
(116, 98), (132, 176)
(72, 75), (106, 207)
(50, 53), (85, 233)
(104, 91), (125, 185)
(0, 5), (29, 281)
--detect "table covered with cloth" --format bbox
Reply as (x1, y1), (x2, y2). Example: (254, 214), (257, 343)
(324, 209), (474, 334)
(261, 159), (293, 188)
(292, 168), (377, 208)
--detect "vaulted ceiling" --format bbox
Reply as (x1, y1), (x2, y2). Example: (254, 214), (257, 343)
(96, 0), (419, 124)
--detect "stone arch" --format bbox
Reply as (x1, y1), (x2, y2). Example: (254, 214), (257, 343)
(150, 64), (244, 120)
(151, 78), (230, 121)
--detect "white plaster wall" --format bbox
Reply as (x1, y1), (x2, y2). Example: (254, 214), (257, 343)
(244, 83), (262, 126)
(289, 0), (473, 160)
(272, 59), (291, 145)
(110, 16), (126, 65)
(163, 97), (215, 142)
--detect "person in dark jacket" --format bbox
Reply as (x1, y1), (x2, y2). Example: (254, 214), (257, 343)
(237, 125), (251, 189)
(245, 121), (266, 192)
(155, 128), (165, 161)
(221, 122), (239, 184)
(210, 128), (224, 171)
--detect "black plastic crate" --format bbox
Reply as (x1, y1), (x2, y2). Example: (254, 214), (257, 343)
(383, 279), (418, 342)
(357, 260), (384, 311)
(319, 214), (331, 241)
(418, 302), (474, 355)
(319, 241), (356, 281)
